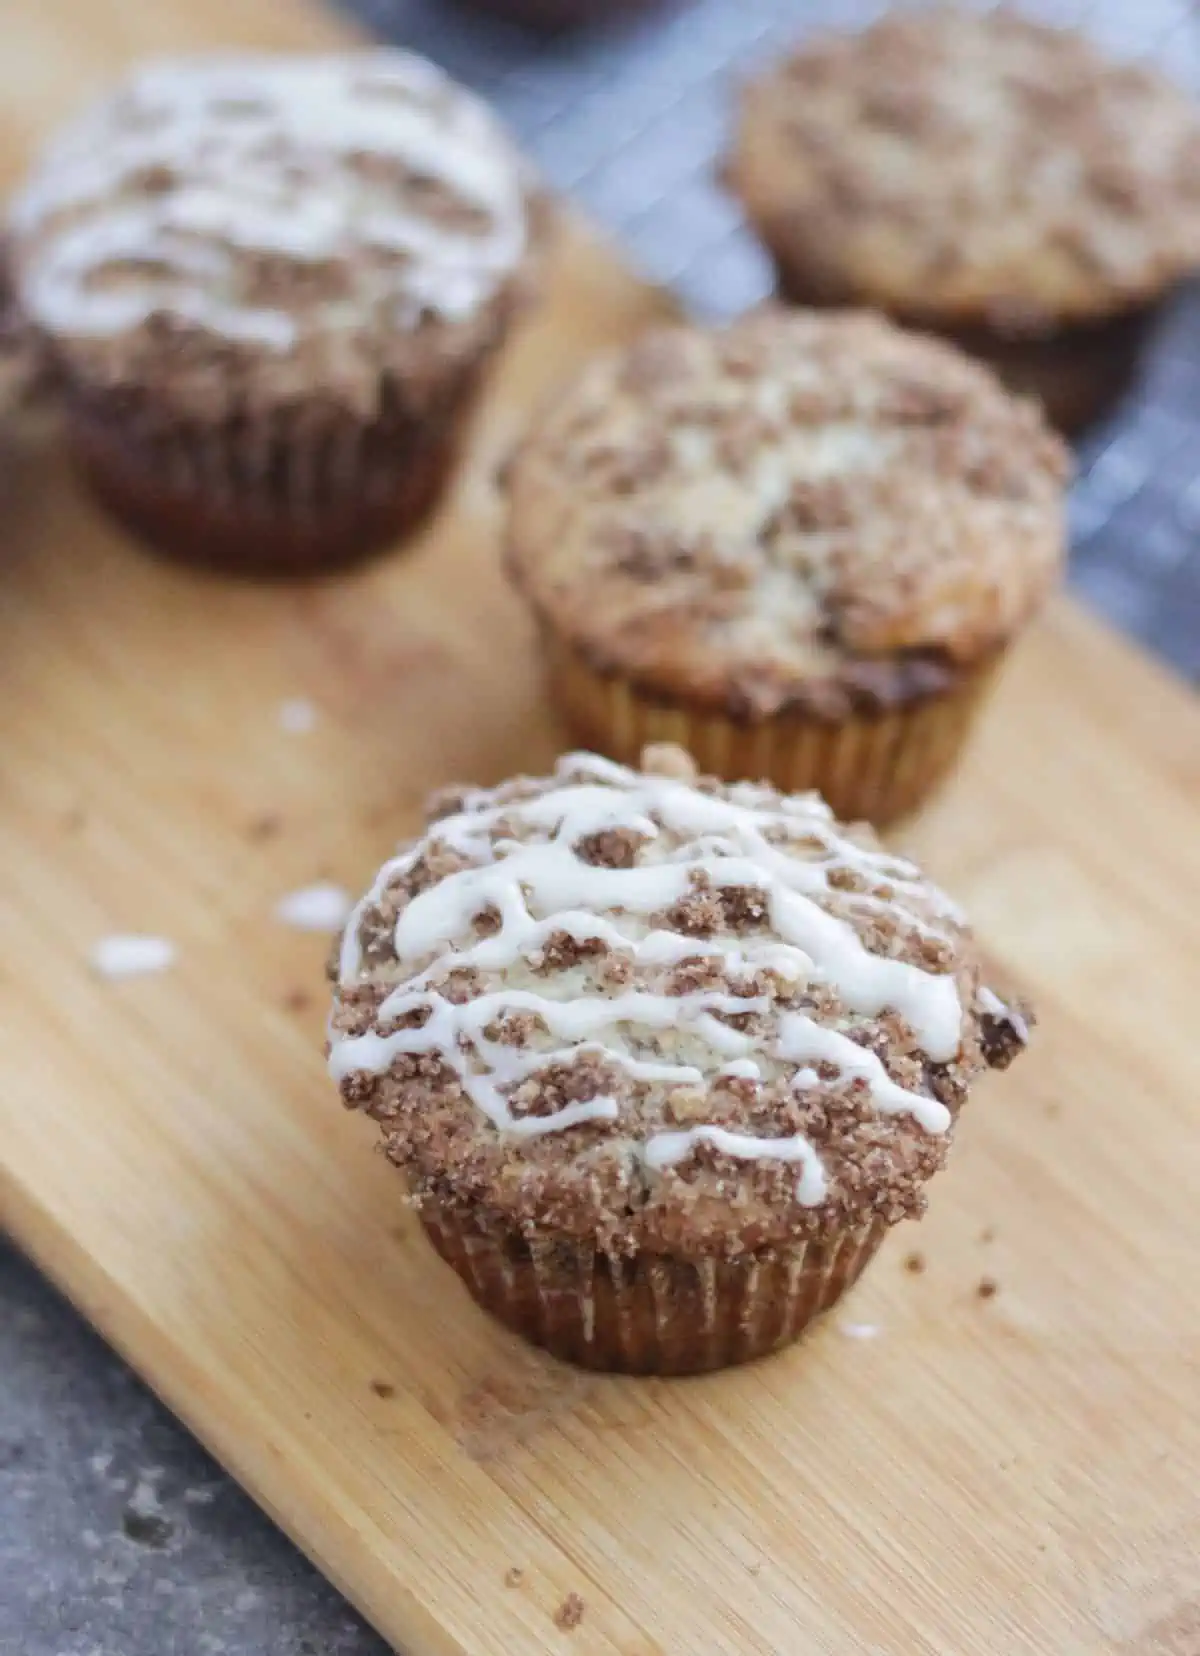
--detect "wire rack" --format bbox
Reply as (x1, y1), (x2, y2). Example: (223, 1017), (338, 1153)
(347, 0), (1200, 680)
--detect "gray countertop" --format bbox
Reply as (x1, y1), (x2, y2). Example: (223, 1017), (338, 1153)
(3, 3), (1198, 1654)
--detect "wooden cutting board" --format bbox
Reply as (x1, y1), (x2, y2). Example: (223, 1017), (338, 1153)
(3, 3), (1199, 1654)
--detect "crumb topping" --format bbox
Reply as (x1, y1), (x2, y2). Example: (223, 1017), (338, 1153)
(728, 9), (1200, 324)
(9, 52), (532, 415)
(329, 746), (1027, 1254)
(504, 310), (1067, 716)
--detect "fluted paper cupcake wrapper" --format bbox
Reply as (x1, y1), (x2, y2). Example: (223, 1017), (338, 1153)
(64, 365), (490, 577)
(543, 630), (1001, 825)
(422, 1204), (888, 1375)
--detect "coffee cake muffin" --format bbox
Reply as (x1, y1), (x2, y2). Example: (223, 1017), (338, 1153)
(724, 9), (1200, 431)
(7, 51), (538, 574)
(504, 309), (1068, 824)
(328, 744), (1030, 1375)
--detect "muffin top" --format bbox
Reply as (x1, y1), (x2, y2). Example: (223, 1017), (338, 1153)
(8, 52), (533, 416)
(328, 745), (1028, 1255)
(728, 8), (1200, 326)
(505, 310), (1068, 717)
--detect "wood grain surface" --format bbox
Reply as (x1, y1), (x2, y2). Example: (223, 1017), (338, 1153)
(2, 3), (1199, 1654)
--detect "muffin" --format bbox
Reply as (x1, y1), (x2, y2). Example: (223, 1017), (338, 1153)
(724, 8), (1200, 432)
(328, 744), (1030, 1375)
(6, 51), (538, 575)
(503, 309), (1069, 825)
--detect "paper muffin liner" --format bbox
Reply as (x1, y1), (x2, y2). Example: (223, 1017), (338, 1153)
(541, 630), (1001, 826)
(63, 363), (492, 577)
(421, 1202), (888, 1375)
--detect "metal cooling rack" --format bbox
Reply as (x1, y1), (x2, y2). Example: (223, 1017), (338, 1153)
(348, 0), (1200, 681)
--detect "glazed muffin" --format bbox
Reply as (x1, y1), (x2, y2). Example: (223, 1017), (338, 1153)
(6, 51), (538, 575)
(504, 309), (1069, 825)
(328, 744), (1030, 1375)
(724, 8), (1200, 432)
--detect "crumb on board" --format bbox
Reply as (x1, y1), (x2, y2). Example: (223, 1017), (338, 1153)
(554, 1593), (585, 1632)
(977, 1277), (999, 1300)
(838, 1321), (882, 1340)
(90, 934), (176, 980)
(279, 697), (317, 734)
(979, 1226), (996, 1244)
(248, 812), (282, 841)
(274, 883), (352, 931)
(504, 1567), (524, 1589)
(903, 1251), (926, 1274)
(62, 806), (87, 832)
(369, 1380), (396, 1399)
(282, 988), (311, 1014)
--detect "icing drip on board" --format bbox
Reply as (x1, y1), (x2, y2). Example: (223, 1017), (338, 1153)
(330, 752), (964, 1211)
(12, 52), (529, 347)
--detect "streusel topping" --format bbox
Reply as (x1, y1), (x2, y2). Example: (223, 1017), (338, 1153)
(9, 52), (531, 413)
(728, 8), (1200, 324)
(329, 747), (1026, 1253)
(505, 311), (1067, 717)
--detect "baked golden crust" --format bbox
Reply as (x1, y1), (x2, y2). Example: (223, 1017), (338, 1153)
(726, 8), (1200, 328)
(504, 310), (1068, 720)
(328, 746), (1030, 1257)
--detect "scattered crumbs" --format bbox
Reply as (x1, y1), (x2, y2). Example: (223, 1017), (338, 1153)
(369, 1380), (396, 1400)
(554, 1593), (585, 1632)
(979, 1226), (996, 1245)
(282, 988), (312, 1014)
(90, 935), (176, 980)
(504, 1567), (524, 1589)
(839, 1321), (882, 1340)
(279, 697), (317, 735)
(249, 812), (282, 841)
(977, 1277), (999, 1301)
(1045, 1102), (1062, 1118)
(748, 1561), (763, 1577)
(903, 1251), (926, 1274)
(274, 883), (352, 932)
(62, 806), (87, 832)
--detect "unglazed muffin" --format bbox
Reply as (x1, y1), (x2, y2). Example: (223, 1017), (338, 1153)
(328, 744), (1030, 1375)
(504, 309), (1069, 824)
(724, 8), (1200, 432)
(7, 51), (538, 574)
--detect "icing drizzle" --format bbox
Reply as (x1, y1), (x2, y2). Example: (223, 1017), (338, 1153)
(12, 51), (528, 347)
(330, 752), (964, 1211)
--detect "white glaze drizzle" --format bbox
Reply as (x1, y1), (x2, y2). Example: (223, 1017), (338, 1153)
(329, 753), (964, 1208)
(644, 1125), (827, 1208)
(13, 51), (528, 344)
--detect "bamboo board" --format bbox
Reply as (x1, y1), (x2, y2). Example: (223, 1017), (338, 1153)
(2, 3), (1199, 1653)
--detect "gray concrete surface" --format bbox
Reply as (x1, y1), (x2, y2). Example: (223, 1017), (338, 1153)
(0, 1239), (388, 1656)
